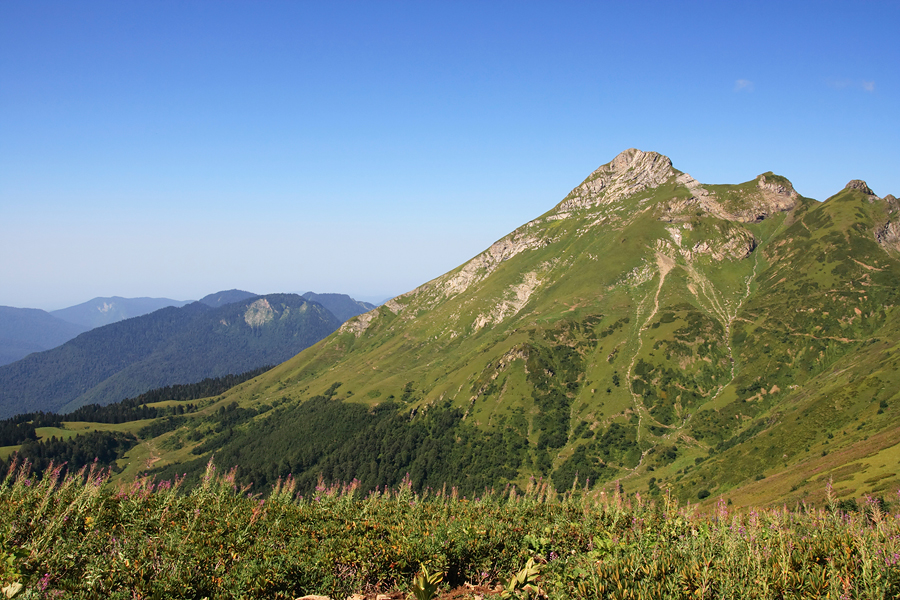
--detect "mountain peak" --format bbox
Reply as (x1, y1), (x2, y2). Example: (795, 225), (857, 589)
(557, 148), (674, 211)
(609, 148), (672, 172)
(756, 172), (798, 199)
(199, 290), (258, 308)
(845, 179), (875, 195)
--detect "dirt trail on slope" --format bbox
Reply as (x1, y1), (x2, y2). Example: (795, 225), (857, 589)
(626, 252), (676, 448)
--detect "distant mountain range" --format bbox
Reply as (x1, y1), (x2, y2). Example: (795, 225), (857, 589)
(302, 292), (376, 322)
(50, 296), (193, 329)
(0, 307), (89, 366)
(197, 290), (258, 308)
(0, 290), (375, 369)
(0, 296), (192, 367)
(0, 291), (377, 417)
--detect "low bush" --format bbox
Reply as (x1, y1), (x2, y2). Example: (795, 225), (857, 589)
(1, 458), (898, 599)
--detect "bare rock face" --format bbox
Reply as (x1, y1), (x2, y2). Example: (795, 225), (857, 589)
(686, 230), (757, 262)
(749, 174), (801, 219)
(884, 194), (899, 214)
(244, 298), (274, 327)
(557, 148), (675, 211)
(845, 180), (875, 195)
(339, 309), (379, 338)
(875, 219), (900, 253)
(662, 172), (799, 223)
(663, 222), (756, 262)
(438, 231), (547, 299)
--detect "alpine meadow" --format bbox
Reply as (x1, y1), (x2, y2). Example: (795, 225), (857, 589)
(3, 149), (900, 599)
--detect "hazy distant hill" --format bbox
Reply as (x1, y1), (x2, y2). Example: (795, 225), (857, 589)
(302, 292), (375, 322)
(198, 289), (258, 308)
(51, 296), (191, 329)
(0, 293), (340, 417)
(0, 307), (89, 366)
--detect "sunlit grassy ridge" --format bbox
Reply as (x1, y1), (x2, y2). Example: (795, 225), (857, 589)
(131, 152), (896, 506)
(4, 150), (899, 509)
(1, 459), (899, 599)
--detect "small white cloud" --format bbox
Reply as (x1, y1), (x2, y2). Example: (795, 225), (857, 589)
(734, 79), (754, 92)
(827, 78), (875, 92)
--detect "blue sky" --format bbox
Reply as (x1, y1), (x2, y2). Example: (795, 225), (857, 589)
(2, 1), (898, 310)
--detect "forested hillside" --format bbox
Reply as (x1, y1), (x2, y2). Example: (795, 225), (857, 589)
(0, 294), (339, 417)
(0, 306), (89, 366)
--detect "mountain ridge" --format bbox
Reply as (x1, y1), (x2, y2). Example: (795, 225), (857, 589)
(0, 293), (341, 417)
(0, 307), (90, 366)
(167, 148), (897, 505)
(50, 296), (192, 328)
(9, 149), (898, 507)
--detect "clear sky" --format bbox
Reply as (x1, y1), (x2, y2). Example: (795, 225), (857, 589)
(2, 1), (898, 310)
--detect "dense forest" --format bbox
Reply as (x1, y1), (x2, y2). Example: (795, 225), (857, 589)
(4, 430), (138, 476)
(150, 382), (529, 496)
(0, 366), (272, 472)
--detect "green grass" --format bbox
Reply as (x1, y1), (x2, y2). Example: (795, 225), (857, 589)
(6, 166), (900, 512)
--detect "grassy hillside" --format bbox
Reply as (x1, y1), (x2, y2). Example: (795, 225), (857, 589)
(4, 149), (898, 509)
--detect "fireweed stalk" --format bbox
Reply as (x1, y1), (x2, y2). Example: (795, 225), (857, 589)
(1, 459), (898, 599)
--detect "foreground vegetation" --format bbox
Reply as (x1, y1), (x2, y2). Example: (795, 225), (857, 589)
(2, 459), (899, 599)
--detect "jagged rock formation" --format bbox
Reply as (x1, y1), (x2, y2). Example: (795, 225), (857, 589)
(664, 223), (757, 262)
(875, 219), (900, 252)
(338, 309), (378, 338)
(437, 231), (550, 300)
(662, 172), (799, 223)
(557, 149), (675, 211)
(845, 179), (875, 195)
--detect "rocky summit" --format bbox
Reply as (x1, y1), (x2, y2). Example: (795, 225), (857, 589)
(56, 149), (900, 508)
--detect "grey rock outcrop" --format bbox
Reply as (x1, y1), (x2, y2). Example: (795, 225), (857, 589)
(845, 179), (875, 195)
(686, 231), (757, 262)
(875, 219), (900, 253)
(557, 148), (675, 211)
(338, 308), (380, 338)
(662, 172), (799, 223)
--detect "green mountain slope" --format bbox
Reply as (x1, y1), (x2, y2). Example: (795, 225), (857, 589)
(34, 149), (899, 506)
(0, 294), (341, 417)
